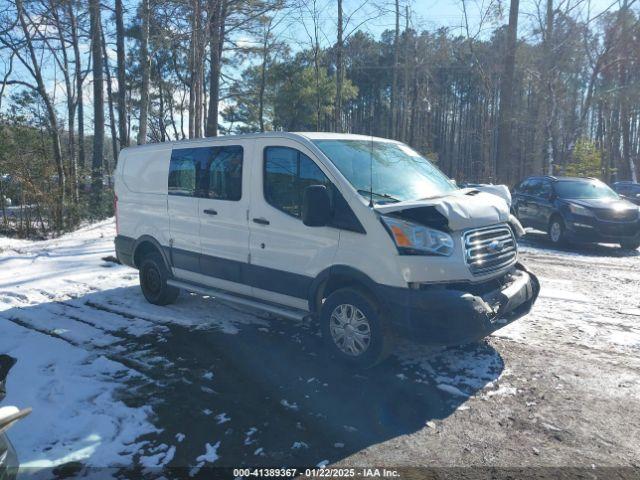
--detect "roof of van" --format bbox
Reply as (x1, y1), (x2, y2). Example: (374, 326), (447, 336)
(119, 132), (397, 152)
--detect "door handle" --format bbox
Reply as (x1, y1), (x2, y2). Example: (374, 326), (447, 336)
(252, 217), (270, 225)
(203, 209), (218, 215)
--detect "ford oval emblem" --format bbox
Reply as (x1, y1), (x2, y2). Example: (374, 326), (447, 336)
(487, 239), (505, 252)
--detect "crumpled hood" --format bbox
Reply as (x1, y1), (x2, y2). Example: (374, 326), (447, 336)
(374, 188), (510, 231)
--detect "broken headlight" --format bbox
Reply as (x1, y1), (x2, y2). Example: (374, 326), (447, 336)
(381, 215), (454, 256)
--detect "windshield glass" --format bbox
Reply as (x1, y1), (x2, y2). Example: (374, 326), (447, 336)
(555, 180), (619, 200)
(313, 140), (457, 203)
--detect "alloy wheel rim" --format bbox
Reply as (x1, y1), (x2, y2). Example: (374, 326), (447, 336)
(329, 304), (371, 356)
(551, 222), (561, 242)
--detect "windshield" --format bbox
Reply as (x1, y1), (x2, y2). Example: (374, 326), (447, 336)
(313, 140), (457, 203)
(555, 180), (619, 200)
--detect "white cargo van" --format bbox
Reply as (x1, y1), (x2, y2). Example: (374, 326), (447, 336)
(114, 132), (539, 367)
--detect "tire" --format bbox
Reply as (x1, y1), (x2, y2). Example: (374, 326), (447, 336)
(139, 252), (179, 305)
(620, 240), (640, 251)
(548, 216), (566, 245)
(320, 287), (394, 368)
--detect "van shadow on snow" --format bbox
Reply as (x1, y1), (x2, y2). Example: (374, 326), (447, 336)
(3, 286), (504, 477)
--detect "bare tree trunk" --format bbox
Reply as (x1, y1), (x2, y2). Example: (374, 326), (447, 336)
(495, 0), (519, 183)
(390, 0), (400, 138)
(51, 1), (79, 204)
(543, 0), (555, 175)
(157, 62), (167, 142)
(0, 53), (13, 112)
(16, 0), (65, 229)
(102, 27), (119, 168)
(188, 0), (199, 138)
(90, 0), (104, 213)
(618, 0), (637, 182)
(258, 19), (271, 132)
(137, 0), (151, 144)
(401, 5), (410, 141)
(68, 1), (85, 172)
(206, 0), (226, 137)
(115, 0), (128, 149)
(334, 0), (343, 132)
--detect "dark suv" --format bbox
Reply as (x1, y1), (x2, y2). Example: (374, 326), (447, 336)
(512, 176), (640, 250)
(613, 181), (640, 206)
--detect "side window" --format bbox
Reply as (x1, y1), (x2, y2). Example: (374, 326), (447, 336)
(526, 179), (542, 196)
(264, 146), (331, 218)
(204, 146), (243, 200)
(539, 180), (552, 198)
(169, 146), (243, 200)
(515, 180), (530, 193)
(168, 151), (197, 196)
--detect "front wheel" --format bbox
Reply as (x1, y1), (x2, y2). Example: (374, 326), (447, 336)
(620, 240), (640, 251)
(139, 252), (180, 305)
(548, 217), (566, 245)
(320, 287), (393, 368)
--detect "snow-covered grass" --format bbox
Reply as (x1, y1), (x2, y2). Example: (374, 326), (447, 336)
(0, 219), (264, 471)
(0, 221), (154, 468)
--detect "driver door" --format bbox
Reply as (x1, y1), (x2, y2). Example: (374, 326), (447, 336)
(247, 140), (339, 310)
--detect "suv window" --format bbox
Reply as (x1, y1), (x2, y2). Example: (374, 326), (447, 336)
(169, 146), (243, 199)
(539, 180), (552, 198)
(525, 179), (542, 196)
(264, 146), (331, 218)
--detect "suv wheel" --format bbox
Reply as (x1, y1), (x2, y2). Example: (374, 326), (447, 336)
(139, 252), (180, 305)
(548, 217), (565, 245)
(320, 287), (393, 368)
(620, 240), (640, 251)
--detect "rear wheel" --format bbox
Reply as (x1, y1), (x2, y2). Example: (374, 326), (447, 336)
(320, 287), (393, 368)
(139, 252), (179, 305)
(548, 216), (566, 245)
(620, 240), (640, 251)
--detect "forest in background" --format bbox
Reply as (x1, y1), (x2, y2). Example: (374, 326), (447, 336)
(0, 0), (639, 237)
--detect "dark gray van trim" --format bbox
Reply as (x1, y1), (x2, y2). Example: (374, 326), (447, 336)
(115, 235), (135, 267)
(117, 235), (367, 304)
(115, 234), (171, 271)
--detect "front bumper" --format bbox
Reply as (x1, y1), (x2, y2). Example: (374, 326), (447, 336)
(564, 214), (640, 244)
(378, 263), (540, 345)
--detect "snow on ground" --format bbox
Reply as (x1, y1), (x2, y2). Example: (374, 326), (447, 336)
(0, 219), (266, 471)
(496, 233), (640, 355)
(0, 219), (639, 473)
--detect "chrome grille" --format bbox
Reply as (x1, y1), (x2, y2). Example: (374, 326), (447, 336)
(463, 224), (517, 276)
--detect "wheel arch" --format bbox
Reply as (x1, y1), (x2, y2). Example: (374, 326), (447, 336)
(132, 235), (172, 271)
(548, 210), (564, 227)
(308, 265), (382, 313)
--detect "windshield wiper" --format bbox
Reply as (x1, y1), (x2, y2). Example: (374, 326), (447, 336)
(357, 189), (400, 203)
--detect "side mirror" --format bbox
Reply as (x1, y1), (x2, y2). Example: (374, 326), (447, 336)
(302, 185), (332, 227)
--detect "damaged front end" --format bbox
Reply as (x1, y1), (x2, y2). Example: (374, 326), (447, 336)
(373, 188), (539, 345)
(378, 263), (540, 346)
